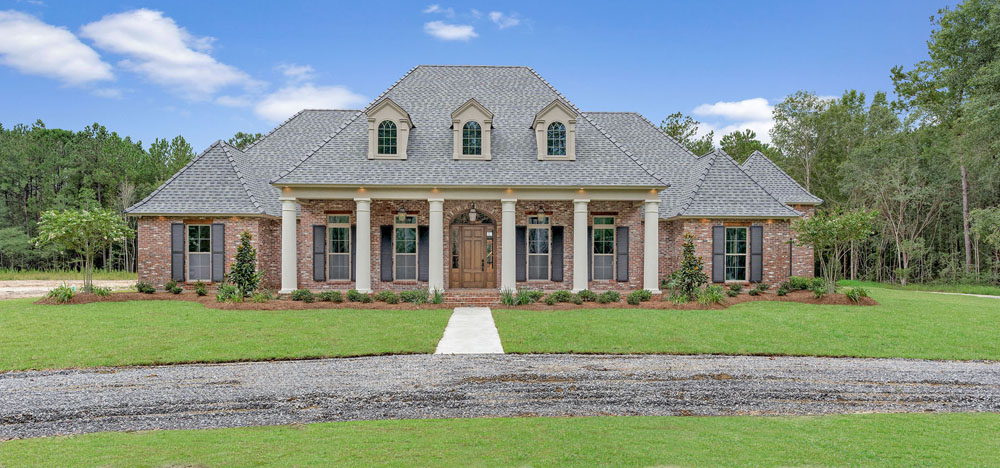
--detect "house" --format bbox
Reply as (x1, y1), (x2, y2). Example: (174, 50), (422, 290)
(126, 65), (819, 294)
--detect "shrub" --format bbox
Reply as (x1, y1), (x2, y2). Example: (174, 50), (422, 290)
(526, 290), (545, 302)
(516, 289), (538, 305)
(756, 283), (771, 292)
(194, 281), (208, 296)
(400, 289), (428, 304)
(845, 287), (869, 304)
(748, 287), (761, 297)
(250, 289), (273, 303)
(317, 291), (343, 303)
(776, 282), (790, 296)
(626, 290), (651, 305)
(430, 289), (444, 304)
(666, 233), (708, 301)
(697, 285), (725, 305)
(548, 290), (574, 303)
(135, 281), (155, 294)
(346, 289), (368, 303)
(46, 283), (74, 303)
(597, 291), (620, 304)
(374, 291), (400, 304)
(356, 294), (373, 303)
(668, 293), (688, 304)
(216, 284), (241, 303)
(725, 289), (739, 298)
(91, 285), (112, 297)
(170, 285), (183, 294)
(543, 295), (558, 306)
(164, 279), (178, 292)
(231, 231), (263, 297)
(290, 289), (315, 303)
(576, 290), (597, 302)
(788, 276), (812, 290)
(728, 283), (743, 294)
(571, 295), (583, 305)
(811, 282), (826, 299)
(500, 289), (517, 306)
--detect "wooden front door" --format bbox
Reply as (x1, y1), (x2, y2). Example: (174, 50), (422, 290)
(458, 225), (487, 288)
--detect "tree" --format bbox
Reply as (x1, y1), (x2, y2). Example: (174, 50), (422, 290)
(970, 207), (1000, 282)
(770, 91), (829, 193)
(230, 231), (262, 297)
(32, 209), (133, 291)
(664, 233), (708, 301)
(719, 129), (779, 163)
(227, 131), (264, 150)
(794, 209), (877, 290)
(659, 112), (714, 155)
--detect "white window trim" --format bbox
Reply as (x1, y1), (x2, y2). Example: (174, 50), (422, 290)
(724, 226), (749, 282)
(366, 98), (411, 160)
(592, 216), (615, 281)
(327, 215), (351, 281)
(186, 224), (212, 282)
(394, 215), (418, 281)
(526, 214), (551, 281)
(534, 99), (577, 161)
(452, 98), (493, 160)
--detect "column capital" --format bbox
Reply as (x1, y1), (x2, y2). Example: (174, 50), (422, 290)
(427, 198), (445, 203)
(573, 198), (590, 204)
(644, 199), (662, 206)
(500, 198), (517, 204)
(353, 197), (371, 203)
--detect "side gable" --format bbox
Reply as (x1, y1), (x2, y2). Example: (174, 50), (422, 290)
(741, 151), (823, 205)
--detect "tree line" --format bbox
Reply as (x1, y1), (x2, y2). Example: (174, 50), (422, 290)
(661, 0), (1000, 285)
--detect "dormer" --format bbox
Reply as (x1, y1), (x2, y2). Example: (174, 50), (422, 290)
(533, 99), (577, 161)
(451, 98), (493, 160)
(366, 98), (412, 160)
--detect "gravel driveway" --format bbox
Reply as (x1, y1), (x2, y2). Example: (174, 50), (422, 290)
(1, 354), (997, 439)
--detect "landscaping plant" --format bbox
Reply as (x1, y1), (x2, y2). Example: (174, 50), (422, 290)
(626, 290), (652, 305)
(135, 281), (155, 294)
(194, 281), (208, 297)
(400, 289), (428, 304)
(346, 289), (366, 302)
(811, 281), (827, 299)
(500, 289), (516, 306)
(697, 285), (725, 305)
(290, 289), (315, 303)
(547, 290), (574, 303)
(31, 208), (133, 292)
(170, 285), (183, 294)
(543, 295), (558, 306)
(845, 287), (870, 304)
(91, 285), (112, 297)
(46, 283), (74, 303)
(374, 291), (400, 304)
(776, 282), (790, 296)
(516, 289), (538, 305)
(665, 233), (708, 302)
(230, 231), (263, 297)
(250, 289), (273, 303)
(216, 284), (241, 303)
(788, 276), (812, 290)
(430, 289), (444, 304)
(164, 279), (178, 292)
(793, 209), (876, 290)
(576, 290), (597, 302)
(317, 291), (343, 303)
(597, 291), (620, 304)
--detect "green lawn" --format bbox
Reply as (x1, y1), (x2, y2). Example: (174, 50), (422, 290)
(0, 268), (136, 281)
(0, 299), (451, 371)
(841, 279), (1000, 297)
(1, 413), (996, 467)
(493, 287), (1000, 360)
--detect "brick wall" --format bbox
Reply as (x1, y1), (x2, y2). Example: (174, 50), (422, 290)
(136, 216), (280, 289)
(790, 205), (816, 278)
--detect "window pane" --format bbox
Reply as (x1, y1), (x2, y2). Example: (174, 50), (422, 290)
(593, 216), (614, 225)
(725, 254), (747, 281)
(377, 120), (397, 154)
(462, 121), (482, 155)
(594, 228), (614, 254)
(528, 228), (548, 254)
(547, 122), (566, 156)
(328, 215), (349, 224)
(189, 253), (210, 281)
(594, 255), (614, 280)
(329, 254), (350, 280)
(396, 254), (416, 280)
(726, 228), (747, 255)
(528, 255), (548, 280)
(396, 227), (416, 254)
(329, 227), (349, 254)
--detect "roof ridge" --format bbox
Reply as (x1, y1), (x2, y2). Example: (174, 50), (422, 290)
(716, 149), (801, 217)
(743, 150), (821, 204)
(272, 65), (421, 184)
(524, 67), (668, 187)
(126, 141), (225, 213)
(415, 64), (530, 69)
(242, 110), (364, 153)
(219, 141), (264, 213)
(629, 112), (702, 159)
(674, 149), (718, 216)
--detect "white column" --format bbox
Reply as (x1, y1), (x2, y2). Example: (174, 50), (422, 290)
(500, 198), (517, 291)
(279, 198), (298, 294)
(644, 199), (661, 294)
(354, 198), (372, 293)
(573, 199), (589, 292)
(428, 198), (445, 292)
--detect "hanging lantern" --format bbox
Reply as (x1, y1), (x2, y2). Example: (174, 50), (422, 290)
(397, 206), (406, 222)
(469, 203), (478, 222)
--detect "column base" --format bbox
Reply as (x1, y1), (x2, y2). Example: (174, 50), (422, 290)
(355, 288), (372, 294)
(648, 289), (662, 295)
(279, 288), (295, 294)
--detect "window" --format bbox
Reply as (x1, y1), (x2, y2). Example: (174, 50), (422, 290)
(547, 122), (566, 156)
(328, 215), (351, 280)
(592, 216), (615, 280)
(394, 214), (417, 280)
(377, 120), (397, 155)
(725, 227), (748, 281)
(527, 215), (550, 280)
(462, 121), (482, 155)
(187, 225), (211, 281)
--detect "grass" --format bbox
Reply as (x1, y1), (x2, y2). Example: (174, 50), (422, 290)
(0, 268), (136, 281)
(1, 413), (996, 467)
(0, 299), (451, 371)
(840, 279), (1000, 297)
(493, 287), (1000, 360)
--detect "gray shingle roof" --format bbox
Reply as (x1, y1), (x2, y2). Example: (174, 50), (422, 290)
(741, 151), (823, 205)
(271, 66), (667, 187)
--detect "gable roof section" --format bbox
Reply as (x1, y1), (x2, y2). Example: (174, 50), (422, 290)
(272, 65), (666, 187)
(663, 149), (802, 219)
(741, 151), (823, 204)
(126, 141), (263, 215)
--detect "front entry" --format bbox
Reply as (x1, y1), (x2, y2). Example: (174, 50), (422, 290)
(450, 221), (496, 289)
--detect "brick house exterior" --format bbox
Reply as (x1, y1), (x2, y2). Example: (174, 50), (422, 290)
(128, 66), (820, 292)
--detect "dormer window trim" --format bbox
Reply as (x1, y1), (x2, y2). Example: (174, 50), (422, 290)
(367, 98), (412, 160)
(533, 99), (577, 161)
(451, 98), (493, 160)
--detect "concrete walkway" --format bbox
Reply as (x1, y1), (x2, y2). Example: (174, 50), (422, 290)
(0, 280), (135, 300)
(434, 307), (504, 354)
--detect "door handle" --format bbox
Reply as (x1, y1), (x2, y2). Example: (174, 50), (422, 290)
(481, 259), (485, 271)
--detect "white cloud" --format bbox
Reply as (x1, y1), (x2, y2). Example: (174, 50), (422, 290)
(488, 11), (520, 29)
(254, 84), (366, 122)
(0, 11), (112, 85)
(423, 21), (477, 41)
(692, 97), (776, 144)
(276, 63), (315, 83)
(216, 95), (252, 107)
(80, 9), (259, 99)
(423, 4), (455, 17)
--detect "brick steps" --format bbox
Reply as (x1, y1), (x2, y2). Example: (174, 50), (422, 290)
(442, 290), (500, 306)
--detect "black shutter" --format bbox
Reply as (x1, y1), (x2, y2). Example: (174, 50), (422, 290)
(515, 226), (526, 282)
(211, 223), (225, 282)
(616, 226), (629, 282)
(417, 225), (429, 282)
(551, 226), (564, 282)
(712, 225), (725, 283)
(170, 223), (184, 282)
(350, 225), (357, 281)
(587, 226), (593, 281)
(750, 225), (763, 283)
(312, 225), (326, 282)
(380, 225), (393, 282)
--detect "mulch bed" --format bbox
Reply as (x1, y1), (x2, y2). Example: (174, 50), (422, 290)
(34, 288), (877, 310)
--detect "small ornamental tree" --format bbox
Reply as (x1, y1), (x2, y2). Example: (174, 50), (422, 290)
(32, 209), (133, 291)
(230, 231), (262, 297)
(970, 207), (1000, 283)
(793, 209), (877, 290)
(666, 233), (708, 301)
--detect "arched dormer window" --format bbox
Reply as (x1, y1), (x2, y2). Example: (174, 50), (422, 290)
(462, 121), (482, 155)
(547, 122), (566, 156)
(377, 120), (397, 155)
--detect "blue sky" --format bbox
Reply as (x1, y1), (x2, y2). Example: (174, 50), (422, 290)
(0, 0), (951, 150)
